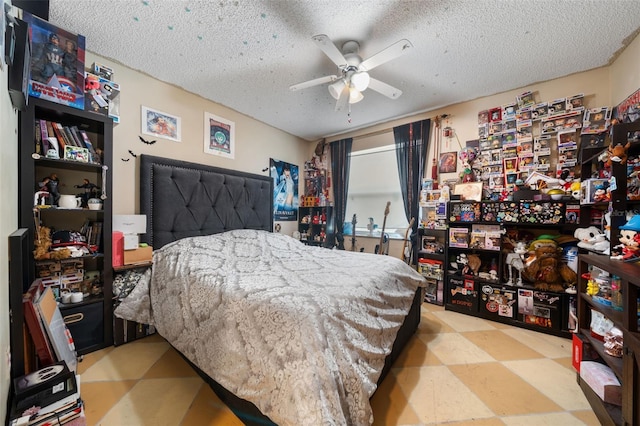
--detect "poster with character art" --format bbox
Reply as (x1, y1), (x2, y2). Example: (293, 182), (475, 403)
(270, 159), (299, 221)
(23, 12), (85, 110)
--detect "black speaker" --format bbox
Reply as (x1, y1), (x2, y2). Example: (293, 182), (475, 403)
(7, 17), (30, 110)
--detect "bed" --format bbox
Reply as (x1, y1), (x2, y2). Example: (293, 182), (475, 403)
(116, 154), (425, 425)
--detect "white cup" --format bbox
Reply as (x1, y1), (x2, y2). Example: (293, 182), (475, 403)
(70, 292), (83, 303)
(61, 292), (72, 304)
(59, 194), (82, 209)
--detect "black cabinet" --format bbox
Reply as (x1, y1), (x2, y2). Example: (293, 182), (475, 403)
(298, 206), (333, 248)
(577, 254), (640, 425)
(18, 98), (113, 358)
(417, 227), (446, 305)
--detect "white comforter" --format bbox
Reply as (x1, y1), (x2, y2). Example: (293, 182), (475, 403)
(116, 229), (425, 425)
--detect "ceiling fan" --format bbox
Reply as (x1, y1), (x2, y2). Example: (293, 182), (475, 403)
(290, 34), (413, 111)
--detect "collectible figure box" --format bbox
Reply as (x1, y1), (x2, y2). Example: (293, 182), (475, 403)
(84, 72), (121, 123)
(480, 285), (517, 320)
(581, 178), (609, 204)
(424, 278), (443, 305)
(448, 276), (478, 313)
(23, 12), (85, 110)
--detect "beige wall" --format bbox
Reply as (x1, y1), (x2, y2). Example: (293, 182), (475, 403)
(85, 52), (310, 237)
(1, 2), (19, 419)
(610, 29), (640, 106)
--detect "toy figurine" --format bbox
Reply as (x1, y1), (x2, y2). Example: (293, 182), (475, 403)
(75, 179), (100, 207)
(458, 147), (478, 183)
(606, 141), (631, 167)
(38, 173), (61, 205)
(611, 215), (640, 261)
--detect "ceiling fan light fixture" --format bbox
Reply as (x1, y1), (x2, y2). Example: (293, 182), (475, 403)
(351, 71), (370, 91)
(348, 88), (364, 104)
(328, 79), (346, 99)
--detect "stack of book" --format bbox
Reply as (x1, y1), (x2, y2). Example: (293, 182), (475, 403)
(34, 119), (100, 164)
(9, 362), (84, 426)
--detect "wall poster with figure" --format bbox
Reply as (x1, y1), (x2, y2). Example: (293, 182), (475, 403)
(142, 106), (181, 142)
(23, 11), (86, 110)
(204, 112), (234, 159)
(270, 158), (299, 221)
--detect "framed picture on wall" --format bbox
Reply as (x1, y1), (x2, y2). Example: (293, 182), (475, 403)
(439, 152), (457, 173)
(204, 112), (235, 159)
(141, 106), (181, 142)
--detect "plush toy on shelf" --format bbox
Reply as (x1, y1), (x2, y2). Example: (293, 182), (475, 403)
(458, 147), (478, 183)
(574, 226), (609, 254)
(521, 239), (577, 292)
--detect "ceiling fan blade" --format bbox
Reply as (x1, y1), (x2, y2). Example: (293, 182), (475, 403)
(359, 39), (413, 72)
(368, 78), (403, 99)
(312, 34), (348, 68)
(334, 85), (349, 112)
(290, 75), (340, 91)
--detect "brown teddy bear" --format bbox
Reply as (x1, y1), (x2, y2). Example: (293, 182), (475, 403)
(606, 141), (631, 167)
(34, 226), (70, 260)
(521, 239), (576, 292)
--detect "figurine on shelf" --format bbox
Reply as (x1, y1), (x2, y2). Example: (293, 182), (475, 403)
(74, 178), (100, 207)
(37, 173), (61, 205)
(611, 215), (640, 261)
(458, 147), (478, 183)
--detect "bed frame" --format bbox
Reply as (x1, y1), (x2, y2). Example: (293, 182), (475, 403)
(139, 154), (421, 424)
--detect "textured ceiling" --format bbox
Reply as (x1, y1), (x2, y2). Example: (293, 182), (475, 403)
(47, 0), (640, 142)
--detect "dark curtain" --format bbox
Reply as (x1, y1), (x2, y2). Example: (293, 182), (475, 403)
(393, 119), (432, 259)
(330, 138), (353, 249)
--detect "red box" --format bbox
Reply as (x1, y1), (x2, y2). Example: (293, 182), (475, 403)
(572, 333), (598, 373)
(112, 231), (124, 267)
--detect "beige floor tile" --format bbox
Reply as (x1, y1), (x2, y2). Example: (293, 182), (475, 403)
(439, 418), (506, 426)
(392, 335), (443, 368)
(99, 377), (202, 426)
(418, 332), (495, 365)
(553, 356), (575, 371)
(417, 311), (457, 334)
(179, 383), (244, 426)
(81, 379), (137, 425)
(395, 365), (494, 424)
(448, 362), (562, 416)
(500, 327), (572, 358)
(431, 310), (499, 332)
(501, 412), (593, 425)
(371, 370), (421, 425)
(143, 347), (199, 379)
(501, 359), (592, 411)
(82, 342), (170, 382)
(461, 330), (543, 361)
(571, 409), (602, 425)
(78, 346), (115, 374)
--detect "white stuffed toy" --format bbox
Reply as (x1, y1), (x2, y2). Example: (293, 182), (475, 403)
(574, 226), (609, 254)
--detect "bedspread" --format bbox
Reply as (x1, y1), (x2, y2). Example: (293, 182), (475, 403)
(116, 229), (425, 425)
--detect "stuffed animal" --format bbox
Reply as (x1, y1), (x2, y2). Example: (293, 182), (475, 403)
(521, 239), (577, 292)
(606, 141), (631, 167)
(466, 254), (482, 276)
(33, 226), (70, 260)
(574, 226), (609, 253)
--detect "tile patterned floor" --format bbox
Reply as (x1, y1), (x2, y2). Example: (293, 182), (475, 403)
(78, 303), (601, 425)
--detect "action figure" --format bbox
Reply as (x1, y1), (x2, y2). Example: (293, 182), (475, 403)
(74, 179), (100, 207)
(36, 33), (66, 83)
(38, 173), (61, 205)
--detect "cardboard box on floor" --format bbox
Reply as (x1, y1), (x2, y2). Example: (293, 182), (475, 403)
(124, 246), (152, 265)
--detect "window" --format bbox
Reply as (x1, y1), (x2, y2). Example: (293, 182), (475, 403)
(345, 143), (408, 239)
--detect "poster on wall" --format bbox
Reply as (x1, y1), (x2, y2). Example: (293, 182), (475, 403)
(23, 11), (85, 110)
(270, 158), (299, 221)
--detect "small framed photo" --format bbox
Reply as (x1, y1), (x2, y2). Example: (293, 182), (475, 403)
(204, 112), (235, 159)
(439, 152), (457, 173)
(141, 106), (181, 142)
(454, 182), (483, 201)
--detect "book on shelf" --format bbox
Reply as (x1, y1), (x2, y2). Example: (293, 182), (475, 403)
(38, 119), (50, 155)
(61, 125), (79, 148)
(22, 281), (56, 366)
(51, 122), (68, 152)
(69, 126), (87, 149)
(34, 120), (42, 155)
(78, 130), (99, 163)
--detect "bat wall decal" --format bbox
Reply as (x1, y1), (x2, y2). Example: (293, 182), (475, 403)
(139, 136), (157, 145)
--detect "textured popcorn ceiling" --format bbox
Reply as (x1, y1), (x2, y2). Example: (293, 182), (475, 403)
(48, 0), (640, 142)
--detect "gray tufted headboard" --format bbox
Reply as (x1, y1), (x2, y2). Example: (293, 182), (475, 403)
(139, 155), (273, 249)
